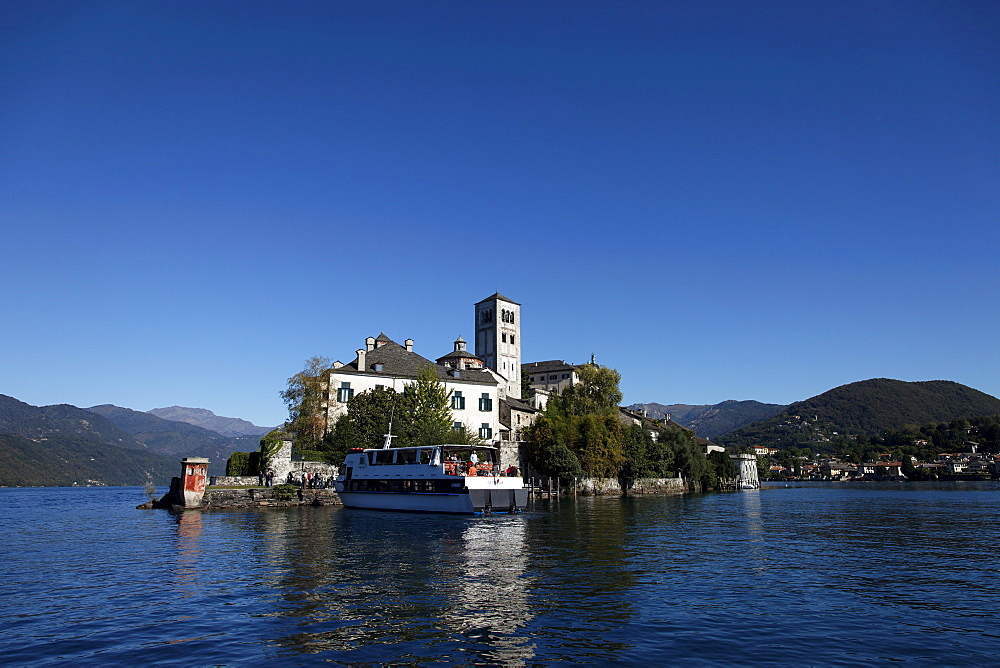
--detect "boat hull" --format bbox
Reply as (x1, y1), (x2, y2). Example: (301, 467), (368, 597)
(338, 487), (528, 515)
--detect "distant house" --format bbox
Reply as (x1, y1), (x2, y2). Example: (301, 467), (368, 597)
(522, 360), (579, 394)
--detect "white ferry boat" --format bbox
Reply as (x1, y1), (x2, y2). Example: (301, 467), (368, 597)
(334, 444), (527, 515)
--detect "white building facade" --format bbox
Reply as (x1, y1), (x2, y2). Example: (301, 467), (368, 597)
(324, 333), (502, 441)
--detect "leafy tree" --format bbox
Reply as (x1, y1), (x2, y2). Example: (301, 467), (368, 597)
(523, 416), (582, 484)
(521, 368), (534, 400)
(400, 366), (454, 447)
(645, 427), (676, 477)
(707, 450), (737, 483)
(280, 356), (332, 453)
(901, 455), (917, 479)
(337, 386), (403, 450)
(573, 413), (625, 479)
(327, 370), (482, 454)
(619, 424), (651, 493)
(226, 451), (251, 476)
(672, 438), (708, 489)
(558, 364), (623, 416)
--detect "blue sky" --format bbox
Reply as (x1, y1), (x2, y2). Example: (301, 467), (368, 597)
(2, 1), (997, 427)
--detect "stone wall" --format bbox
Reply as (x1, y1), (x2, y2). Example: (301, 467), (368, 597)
(575, 476), (689, 496)
(200, 487), (341, 509)
(210, 475), (260, 486)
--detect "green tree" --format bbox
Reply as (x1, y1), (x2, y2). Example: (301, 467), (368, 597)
(523, 415), (582, 484)
(558, 364), (623, 416)
(619, 424), (651, 493)
(400, 366), (454, 447)
(707, 450), (737, 485)
(645, 427), (676, 477)
(901, 454), (917, 479)
(339, 386), (403, 450)
(280, 356), (331, 453)
(574, 413), (625, 479)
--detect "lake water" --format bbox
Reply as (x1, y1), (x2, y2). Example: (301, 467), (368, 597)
(2, 482), (998, 665)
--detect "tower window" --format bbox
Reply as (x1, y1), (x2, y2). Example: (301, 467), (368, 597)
(502, 333), (507, 343)
(511, 335), (515, 344)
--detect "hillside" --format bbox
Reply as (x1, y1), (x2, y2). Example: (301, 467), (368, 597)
(148, 406), (272, 437)
(719, 379), (1000, 449)
(87, 404), (259, 462)
(0, 395), (176, 486)
(628, 400), (785, 439)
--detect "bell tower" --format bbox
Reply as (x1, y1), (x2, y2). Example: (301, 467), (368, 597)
(474, 293), (521, 399)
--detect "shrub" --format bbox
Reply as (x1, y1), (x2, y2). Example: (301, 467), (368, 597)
(271, 483), (298, 501)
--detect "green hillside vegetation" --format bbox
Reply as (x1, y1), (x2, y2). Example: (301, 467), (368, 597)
(525, 365), (732, 491)
(0, 433), (176, 486)
(87, 404), (258, 462)
(720, 379), (1000, 452)
(0, 395), (178, 486)
(841, 415), (1000, 464)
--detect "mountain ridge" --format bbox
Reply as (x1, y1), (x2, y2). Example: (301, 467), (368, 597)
(147, 406), (272, 437)
(719, 378), (1000, 449)
(627, 400), (786, 439)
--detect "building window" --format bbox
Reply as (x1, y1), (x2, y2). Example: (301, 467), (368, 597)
(501, 333), (507, 343)
(511, 335), (515, 344)
(337, 382), (354, 403)
(562, 373), (570, 379)
(479, 394), (493, 411)
(451, 391), (465, 410)
(549, 374), (557, 380)
(453, 421), (463, 432)
(374, 363), (384, 372)
(530, 376), (535, 382)
(479, 424), (493, 439)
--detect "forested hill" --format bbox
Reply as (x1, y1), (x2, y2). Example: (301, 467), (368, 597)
(0, 395), (176, 486)
(719, 379), (1000, 449)
(628, 400), (785, 439)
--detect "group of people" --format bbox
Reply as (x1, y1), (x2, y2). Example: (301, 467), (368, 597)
(292, 470), (336, 489)
(443, 455), (520, 478)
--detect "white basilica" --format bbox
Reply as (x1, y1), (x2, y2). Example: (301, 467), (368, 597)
(322, 293), (540, 444)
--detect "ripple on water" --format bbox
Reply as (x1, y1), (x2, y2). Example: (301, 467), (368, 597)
(1, 482), (999, 664)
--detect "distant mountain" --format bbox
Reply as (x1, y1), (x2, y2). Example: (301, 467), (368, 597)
(147, 406), (272, 437)
(719, 379), (1000, 449)
(87, 404), (259, 463)
(0, 395), (176, 486)
(628, 400), (786, 439)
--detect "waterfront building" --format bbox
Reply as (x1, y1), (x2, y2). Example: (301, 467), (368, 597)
(323, 293), (537, 446)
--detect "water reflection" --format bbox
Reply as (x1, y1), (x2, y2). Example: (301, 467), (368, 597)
(171, 510), (203, 597)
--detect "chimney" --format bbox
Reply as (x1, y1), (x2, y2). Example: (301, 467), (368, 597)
(356, 349), (366, 371)
(365, 336), (376, 352)
(405, 338), (413, 352)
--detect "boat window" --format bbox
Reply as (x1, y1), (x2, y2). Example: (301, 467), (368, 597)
(400, 449), (417, 465)
(374, 450), (394, 465)
(419, 448), (433, 464)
